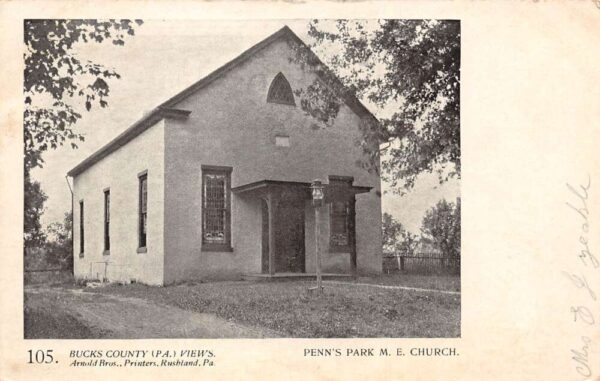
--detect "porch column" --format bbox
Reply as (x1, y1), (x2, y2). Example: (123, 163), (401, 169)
(350, 195), (357, 276)
(267, 191), (278, 275)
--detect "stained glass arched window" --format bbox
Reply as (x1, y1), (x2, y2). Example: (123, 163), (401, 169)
(267, 72), (295, 106)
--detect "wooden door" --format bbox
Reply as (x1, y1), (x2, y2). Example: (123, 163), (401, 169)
(275, 199), (305, 273)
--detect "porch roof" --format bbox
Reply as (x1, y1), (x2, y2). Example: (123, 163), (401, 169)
(232, 179), (311, 194)
(231, 179), (372, 199)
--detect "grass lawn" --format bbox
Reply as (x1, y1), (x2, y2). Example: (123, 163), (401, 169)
(96, 279), (460, 338)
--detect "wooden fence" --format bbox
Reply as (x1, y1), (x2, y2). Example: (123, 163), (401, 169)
(383, 252), (460, 275)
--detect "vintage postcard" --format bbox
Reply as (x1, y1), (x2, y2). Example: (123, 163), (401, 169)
(0, 1), (599, 380)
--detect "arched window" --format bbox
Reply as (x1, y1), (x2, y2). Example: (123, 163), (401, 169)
(267, 72), (295, 106)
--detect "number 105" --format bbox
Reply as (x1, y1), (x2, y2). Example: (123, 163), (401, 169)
(27, 349), (54, 364)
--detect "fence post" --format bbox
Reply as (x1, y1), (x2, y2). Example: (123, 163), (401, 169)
(400, 256), (405, 271)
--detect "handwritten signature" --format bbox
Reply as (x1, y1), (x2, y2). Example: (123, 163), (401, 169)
(565, 175), (598, 269)
(565, 174), (597, 380)
(571, 336), (592, 379)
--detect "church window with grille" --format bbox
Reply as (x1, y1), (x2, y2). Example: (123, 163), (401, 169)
(327, 176), (356, 252)
(330, 201), (351, 247)
(202, 166), (232, 250)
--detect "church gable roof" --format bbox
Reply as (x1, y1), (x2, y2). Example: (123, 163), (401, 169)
(68, 25), (376, 177)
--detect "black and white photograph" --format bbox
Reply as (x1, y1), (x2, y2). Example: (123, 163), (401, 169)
(3, 1), (600, 380)
(23, 19), (461, 339)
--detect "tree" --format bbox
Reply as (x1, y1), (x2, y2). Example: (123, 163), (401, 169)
(382, 212), (419, 255)
(295, 20), (460, 193)
(24, 19), (143, 171)
(382, 212), (402, 254)
(420, 198), (461, 259)
(24, 172), (48, 249)
(46, 212), (73, 268)
(398, 229), (419, 257)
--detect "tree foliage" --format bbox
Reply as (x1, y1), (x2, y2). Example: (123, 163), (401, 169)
(24, 19), (143, 171)
(420, 198), (461, 259)
(297, 20), (460, 193)
(46, 212), (74, 268)
(382, 212), (402, 253)
(382, 212), (419, 255)
(24, 172), (48, 249)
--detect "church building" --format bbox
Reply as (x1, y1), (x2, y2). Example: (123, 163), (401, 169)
(68, 26), (383, 285)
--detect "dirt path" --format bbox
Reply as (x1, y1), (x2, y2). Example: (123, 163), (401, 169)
(324, 280), (461, 295)
(25, 286), (280, 339)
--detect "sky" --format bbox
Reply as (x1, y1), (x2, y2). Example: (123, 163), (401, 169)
(31, 19), (459, 234)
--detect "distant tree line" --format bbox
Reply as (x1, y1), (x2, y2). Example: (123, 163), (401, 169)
(383, 197), (461, 259)
(25, 212), (73, 271)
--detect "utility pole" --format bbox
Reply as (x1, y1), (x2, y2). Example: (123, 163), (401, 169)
(315, 204), (322, 292)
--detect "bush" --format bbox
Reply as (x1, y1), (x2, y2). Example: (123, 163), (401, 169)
(46, 212), (73, 270)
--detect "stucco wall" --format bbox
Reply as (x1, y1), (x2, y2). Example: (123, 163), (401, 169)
(163, 37), (382, 283)
(72, 120), (165, 285)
